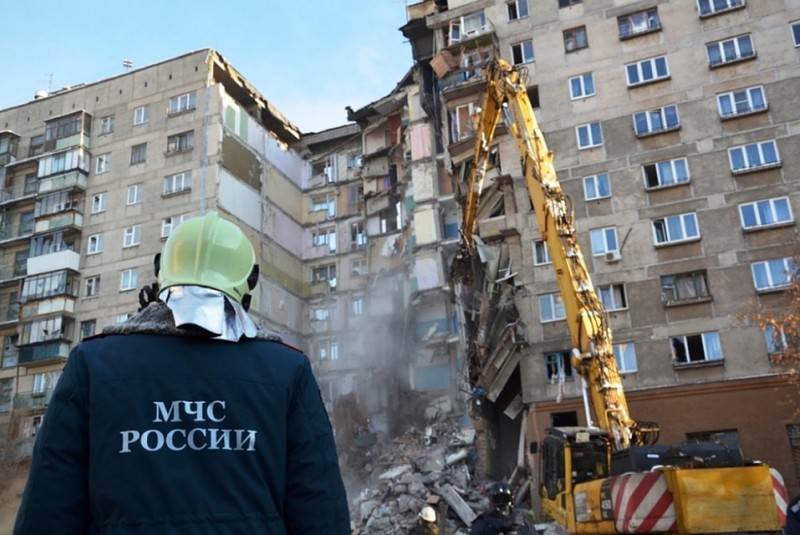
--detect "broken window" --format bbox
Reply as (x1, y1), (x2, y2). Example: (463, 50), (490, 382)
(598, 283), (626, 311)
(312, 264), (337, 286)
(350, 258), (367, 277)
(350, 221), (367, 249)
(545, 351), (573, 382)
(671, 331), (723, 364)
(618, 8), (660, 38)
(643, 158), (689, 189)
(661, 271), (710, 303)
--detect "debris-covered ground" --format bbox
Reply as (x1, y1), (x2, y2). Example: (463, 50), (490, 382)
(343, 410), (494, 534)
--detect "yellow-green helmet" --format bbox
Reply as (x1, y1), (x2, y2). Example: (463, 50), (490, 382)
(157, 211), (257, 304)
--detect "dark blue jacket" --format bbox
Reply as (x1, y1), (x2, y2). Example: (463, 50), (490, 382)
(14, 330), (350, 534)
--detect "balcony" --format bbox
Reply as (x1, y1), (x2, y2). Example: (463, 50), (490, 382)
(0, 183), (37, 206)
(27, 249), (80, 277)
(37, 171), (87, 194)
(0, 301), (20, 324)
(18, 340), (70, 367)
(13, 389), (55, 411)
(0, 259), (27, 284)
(0, 222), (35, 244)
(34, 211), (83, 234)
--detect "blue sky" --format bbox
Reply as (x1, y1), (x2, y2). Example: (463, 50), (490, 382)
(1, 0), (413, 133)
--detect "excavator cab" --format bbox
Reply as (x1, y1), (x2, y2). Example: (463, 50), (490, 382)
(538, 427), (610, 502)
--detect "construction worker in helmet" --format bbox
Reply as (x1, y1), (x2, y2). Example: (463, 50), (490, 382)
(14, 211), (350, 534)
(470, 482), (536, 535)
(411, 505), (440, 535)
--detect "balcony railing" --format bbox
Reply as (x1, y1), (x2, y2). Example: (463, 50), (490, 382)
(18, 340), (71, 366)
(0, 222), (35, 243)
(13, 389), (55, 410)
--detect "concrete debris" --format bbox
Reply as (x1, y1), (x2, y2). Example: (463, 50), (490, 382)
(346, 412), (492, 534)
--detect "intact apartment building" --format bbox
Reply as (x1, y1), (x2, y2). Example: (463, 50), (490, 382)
(401, 0), (800, 497)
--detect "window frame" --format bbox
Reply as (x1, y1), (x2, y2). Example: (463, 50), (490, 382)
(643, 158), (690, 189)
(161, 214), (190, 238)
(123, 225), (142, 248)
(660, 271), (710, 304)
(598, 283), (627, 311)
(652, 212), (700, 245)
(545, 350), (573, 383)
(751, 257), (793, 292)
(618, 8), (661, 39)
(99, 115), (114, 135)
(569, 73), (596, 100)
(706, 34), (755, 67)
(590, 227), (619, 256)
(133, 106), (150, 126)
(728, 140), (780, 173)
(583, 172), (611, 200)
(511, 39), (535, 65)
(576, 122), (603, 149)
(163, 171), (192, 195)
(506, 0), (529, 21)
(91, 193), (107, 214)
(95, 153), (111, 174)
(130, 143), (147, 165)
(633, 105), (680, 137)
(558, 0), (582, 6)
(739, 197), (793, 230)
(126, 184), (143, 206)
(166, 130), (194, 155)
(697, 0), (745, 18)
(534, 240), (552, 265)
(168, 92), (197, 115)
(563, 26), (588, 53)
(625, 56), (670, 86)
(539, 293), (566, 323)
(793, 21), (800, 47)
(614, 343), (638, 374)
(120, 268), (138, 292)
(87, 233), (104, 255)
(717, 86), (767, 119)
(84, 275), (100, 298)
(671, 331), (723, 365)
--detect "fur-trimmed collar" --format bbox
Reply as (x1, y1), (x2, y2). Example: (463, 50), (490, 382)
(102, 302), (282, 342)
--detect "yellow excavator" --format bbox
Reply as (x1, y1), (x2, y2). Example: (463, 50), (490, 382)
(456, 58), (783, 533)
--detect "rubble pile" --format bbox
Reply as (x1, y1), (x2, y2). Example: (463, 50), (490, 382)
(346, 413), (492, 534)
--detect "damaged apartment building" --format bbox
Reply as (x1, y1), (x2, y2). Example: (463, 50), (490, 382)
(400, 0), (800, 501)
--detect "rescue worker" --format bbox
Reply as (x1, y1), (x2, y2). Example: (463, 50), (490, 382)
(411, 505), (440, 535)
(787, 495), (800, 535)
(14, 211), (350, 534)
(470, 482), (535, 535)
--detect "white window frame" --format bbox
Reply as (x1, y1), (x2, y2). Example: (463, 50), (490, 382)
(661, 271), (710, 303)
(318, 339), (340, 361)
(80, 320), (96, 339)
(618, 8), (660, 38)
(168, 92), (197, 115)
(614, 343), (638, 373)
(533, 240), (551, 265)
(313, 227), (337, 253)
(625, 56), (669, 86)
(350, 258), (367, 277)
(127, 184), (143, 205)
(583, 173), (611, 200)
(598, 283), (627, 311)
(545, 351), (573, 382)
(95, 153), (111, 174)
(84, 276), (100, 298)
(633, 105), (680, 137)
(133, 106), (149, 126)
(352, 296), (364, 316)
(728, 140), (780, 173)
(164, 171), (192, 195)
(671, 331), (723, 364)
(166, 131), (194, 154)
(99, 115), (114, 134)
(706, 34), (755, 67)
(116, 313), (131, 324)
(763, 324), (796, 354)
(91, 193), (107, 214)
(576, 122), (603, 149)
(87, 233), (103, 255)
(161, 214), (190, 238)
(539, 293), (566, 323)
(120, 268), (138, 291)
(739, 197), (793, 230)
(450, 103), (476, 143)
(590, 227), (619, 256)
(506, 0), (529, 20)
(123, 225), (142, 248)
(511, 40), (535, 65)
(717, 86), (767, 118)
(652, 213), (700, 245)
(569, 73), (595, 100)
(751, 258), (793, 292)
(643, 158), (690, 189)
(697, 0), (745, 17)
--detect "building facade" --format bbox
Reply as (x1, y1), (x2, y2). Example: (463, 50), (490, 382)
(401, 0), (800, 498)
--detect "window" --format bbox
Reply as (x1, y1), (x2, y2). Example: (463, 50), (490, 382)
(164, 171), (192, 194)
(312, 264), (337, 287)
(717, 86), (767, 118)
(311, 194), (336, 218)
(450, 103), (476, 143)
(564, 26), (588, 52)
(99, 115), (114, 134)
(120, 268), (138, 291)
(29, 135), (44, 157)
(672, 331), (723, 364)
(751, 258), (794, 292)
(95, 153), (111, 174)
(739, 197), (793, 230)
(84, 276), (100, 298)
(558, 0), (582, 8)
(793, 21), (800, 47)
(614, 343), (637, 373)
(350, 221), (367, 249)
(168, 91), (196, 114)
(123, 225), (142, 248)
(618, 8), (660, 38)
(697, 0), (745, 17)
(448, 11), (487, 44)
(511, 40), (535, 64)
(534, 240), (551, 265)
(21, 270), (76, 301)
(539, 293), (566, 323)
(507, 0), (528, 20)
(87, 233), (104, 255)
(661, 271), (710, 303)
(318, 339), (339, 361)
(625, 56), (669, 86)
(583, 173), (611, 200)
(166, 131), (194, 154)
(633, 105), (679, 136)
(313, 227), (337, 253)
(706, 35), (755, 67)
(2, 335), (18, 368)
(576, 122), (603, 149)
(116, 313), (131, 323)
(80, 320), (96, 339)
(569, 73), (595, 100)
(350, 258), (367, 277)
(590, 227), (618, 256)
(352, 296), (364, 316)
(346, 153), (362, 169)
(162, 214), (190, 238)
(598, 284), (627, 311)
(0, 378), (12, 412)
(133, 106), (149, 125)
(91, 193), (107, 214)
(728, 140), (780, 173)
(545, 351), (573, 382)
(653, 213), (700, 245)
(764, 324), (798, 354)
(643, 158), (690, 189)
(130, 143), (147, 165)
(127, 184), (143, 205)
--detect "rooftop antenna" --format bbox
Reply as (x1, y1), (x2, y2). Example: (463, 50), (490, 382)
(122, 59), (133, 72)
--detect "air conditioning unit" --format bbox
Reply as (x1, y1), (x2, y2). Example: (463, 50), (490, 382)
(604, 251), (622, 263)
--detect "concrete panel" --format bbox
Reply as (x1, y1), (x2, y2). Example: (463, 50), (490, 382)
(414, 207), (439, 245)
